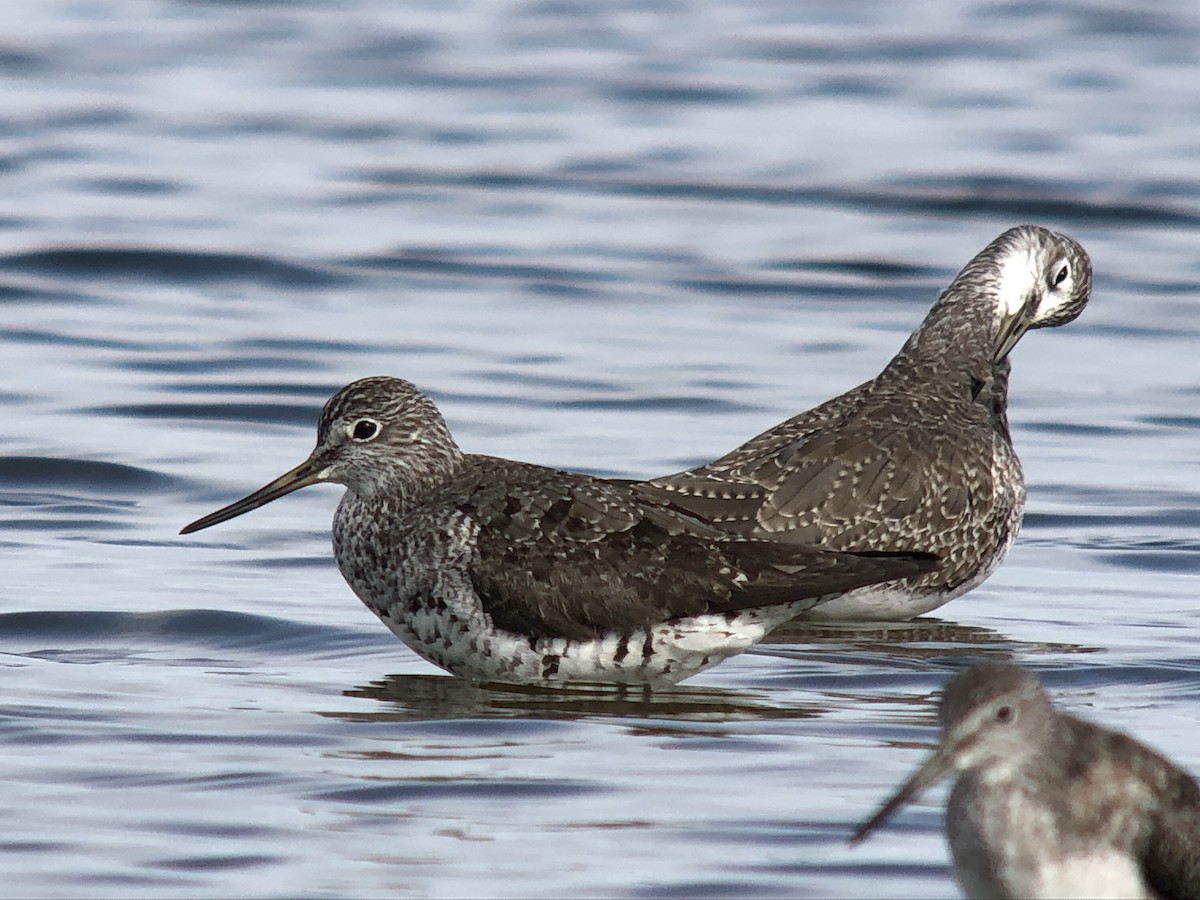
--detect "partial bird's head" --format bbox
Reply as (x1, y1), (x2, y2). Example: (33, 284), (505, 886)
(181, 376), (461, 535)
(849, 661), (1056, 847)
(961, 225), (1093, 362)
(935, 661), (1056, 775)
(310, 376), (460, 494)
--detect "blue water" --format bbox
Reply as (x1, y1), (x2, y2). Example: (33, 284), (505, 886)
(3, 1), (1200, 896)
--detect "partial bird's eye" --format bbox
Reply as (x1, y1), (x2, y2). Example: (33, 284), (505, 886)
(351, 419), (380, 441)
(1052, 263), (1069, 287)
(994, 704), (1014, 724)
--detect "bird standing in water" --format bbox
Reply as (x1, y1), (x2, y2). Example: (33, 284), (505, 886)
(851, 662), (1200, 899)
(639, 225), (1092, 620)
(181, 377), (935, 686)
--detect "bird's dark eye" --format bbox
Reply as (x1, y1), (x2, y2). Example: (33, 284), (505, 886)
(994, 704), (1014, 723)
(1052, 263), (1069, 287)
(351, 419), (380, 441)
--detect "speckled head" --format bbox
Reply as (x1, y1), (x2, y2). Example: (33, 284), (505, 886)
(849, 661), (1057, 846)
(312, 376), (462, 495)
(180, 376), (462, 534)
(936, 661), (1056, 773)
(959, 225), (1093, 361)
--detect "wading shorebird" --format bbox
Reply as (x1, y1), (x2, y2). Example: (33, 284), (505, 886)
(851, 662), (1200, 900)
(638, 225), (1092, 620)
(181, 377), (936, 686)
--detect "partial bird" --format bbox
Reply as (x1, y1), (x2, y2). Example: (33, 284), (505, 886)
(638, 225), (1092, 620)
(181, 377), (936, 686)
(851, 662), (1200, 900)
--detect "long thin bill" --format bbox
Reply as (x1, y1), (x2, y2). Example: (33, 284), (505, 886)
(848, 746), (953, 846)
(180, 457), (325, 535)
(993, 305), (1033, 362)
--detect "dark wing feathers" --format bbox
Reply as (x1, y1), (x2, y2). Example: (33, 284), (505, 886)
(644, 423), (955, 543)
(1142, 780), (1200, 900)
(637, 384), (1010, 595)
(622, 475), (769, 535)
(1059, 717), (1200, 900)
(1136, 750), (1200, 899)
(457, 457), (935, 641)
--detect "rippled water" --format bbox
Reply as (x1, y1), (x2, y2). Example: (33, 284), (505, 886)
(4, 1), (1200, 896)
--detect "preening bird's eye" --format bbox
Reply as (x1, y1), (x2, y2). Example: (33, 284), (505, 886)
(351, 419), (380, 441)
(994, 704), (1014, 724)
(1052, 263), (1069, 287)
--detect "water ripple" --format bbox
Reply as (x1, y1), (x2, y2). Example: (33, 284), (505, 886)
(0, 247), (350, 289)
(0, 609), (365, 656)
(0, 456), (176, 494)
(309, 777), (604, 805)
(356, 167), (1200, 226)
(335, 674), (816, 723)
(82, 402), (320, 426)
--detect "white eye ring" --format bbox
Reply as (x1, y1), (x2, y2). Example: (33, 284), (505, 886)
(350, 418), (381, 441)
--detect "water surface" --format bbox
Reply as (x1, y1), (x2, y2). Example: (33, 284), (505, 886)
(3, 1), (1200, 896)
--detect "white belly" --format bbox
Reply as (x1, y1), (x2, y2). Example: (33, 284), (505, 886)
(376, 600), (809, 686)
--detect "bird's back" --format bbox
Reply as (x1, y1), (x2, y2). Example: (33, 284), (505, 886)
(438, 454), (938, 639)
(641, 362), (1021, 596)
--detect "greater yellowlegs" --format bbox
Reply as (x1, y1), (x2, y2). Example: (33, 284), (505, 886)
(851, 662), (1200, 899)
(181, 377), (936, 686)
(638, 226), (1092, 620)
